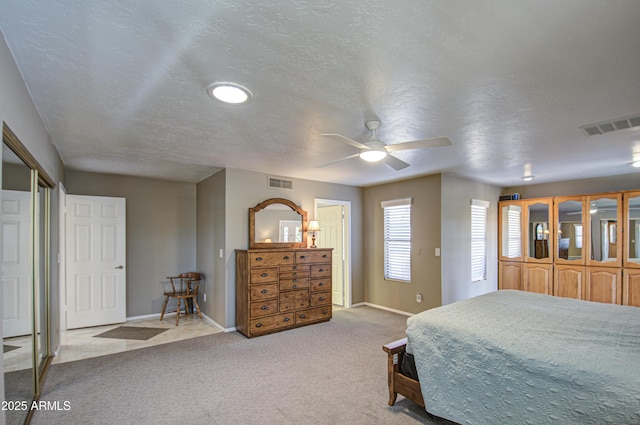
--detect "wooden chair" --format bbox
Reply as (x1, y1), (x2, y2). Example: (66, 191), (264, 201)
(160, 272), (203, 326)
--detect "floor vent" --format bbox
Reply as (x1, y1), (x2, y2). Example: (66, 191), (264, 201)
(268, 176), (293, 190)
(580, 113), (640, 136)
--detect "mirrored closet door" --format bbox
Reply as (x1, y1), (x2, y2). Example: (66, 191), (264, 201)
(2, 124), (54, 424)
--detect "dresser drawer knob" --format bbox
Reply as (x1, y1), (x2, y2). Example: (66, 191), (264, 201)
(283, 317), (290, 322)
(255, 323), (263, 328)
(299, 314), (306, 319)
(322, 309), (328, 314)
(299, 255), (306, 259)
(319, 296), (325, 301)
(318, 282), (325, 287)
(292, 278), (297, 282)
(323, 254), (327, 258)
(255, 257), (263, 261)
(261, 273), (269, 277)
(318, 268), (324, 272)
(261, 289), (268, 294)
(260, 305), (269, 310)
(283, 255), (290, 260)
(293, 285), (298, 289)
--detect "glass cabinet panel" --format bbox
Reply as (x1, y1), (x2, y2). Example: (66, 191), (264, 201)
(625, 191), (640, 267)
(555, 197), (585, 263)
(525, 199), (553, 262)
(587, 193), (622, 266)
(499, 201), (523, 260)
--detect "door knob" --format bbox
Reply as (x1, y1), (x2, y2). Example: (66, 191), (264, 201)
(115, 265), (124, 269)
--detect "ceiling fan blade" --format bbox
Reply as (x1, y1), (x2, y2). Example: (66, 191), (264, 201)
(321, 133), (369, 150)
(384, 154), (410, 171)
(316, 153), (360, 168)
(384, 137), (452, 152)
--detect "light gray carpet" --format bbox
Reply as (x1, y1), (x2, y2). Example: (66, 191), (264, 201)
(94, 326), (168, 341)
(32, 307), (454, 425)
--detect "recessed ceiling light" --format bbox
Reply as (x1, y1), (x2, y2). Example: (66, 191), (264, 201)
(207, 82), (252, 104)
(521, 175), (535, 182)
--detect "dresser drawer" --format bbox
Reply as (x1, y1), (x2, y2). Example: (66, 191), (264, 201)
(279, 277), (310, 291)
(295, 250), (331, 264)
(250, 267), (278, 284)
(250, 299), (279, 318)
(295, 306), (332, 325)
(310, 291), (331, 307)
(250, 251), (294, 266)
(310, 264), (331, 278)
(279, 292), (295, 312)
(279, 289), (310, 311)
(250, 313), (294, 334)
(250, 283), (278, 301)
(310, 278), (331, 292)
(279, 265), (310, 279)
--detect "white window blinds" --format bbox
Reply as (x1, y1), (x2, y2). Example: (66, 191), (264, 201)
(471, 199), (490, 282)
(382, 198), (412, 282)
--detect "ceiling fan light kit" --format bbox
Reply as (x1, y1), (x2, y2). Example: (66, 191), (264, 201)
(319, 119), (452, 170)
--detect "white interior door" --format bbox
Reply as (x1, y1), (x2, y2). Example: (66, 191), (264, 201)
(1, 190), (32, 337)
(318, 205), (345, 306)
(65, 195), (126, 329)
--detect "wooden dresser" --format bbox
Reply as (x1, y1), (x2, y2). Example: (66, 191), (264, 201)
(235, 248), (333, 337)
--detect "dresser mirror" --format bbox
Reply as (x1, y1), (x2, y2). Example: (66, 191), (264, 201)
(626, 193), (640, 265)
(527, 201), (550, 260)
(249, 198), (307, 249)
(556, 199), (583, 261)
(587, 195), (621, 265)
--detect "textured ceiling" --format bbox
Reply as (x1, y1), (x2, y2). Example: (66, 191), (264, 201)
(1, 0), (640, 186)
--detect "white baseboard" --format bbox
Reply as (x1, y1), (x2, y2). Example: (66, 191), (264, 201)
(361, 302), (415, 317)
(127, 311), (235, 333)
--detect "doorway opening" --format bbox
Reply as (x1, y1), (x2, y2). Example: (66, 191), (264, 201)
(314, 198), (351, 308)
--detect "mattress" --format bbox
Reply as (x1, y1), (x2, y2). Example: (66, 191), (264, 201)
(406, 290), (640, 425)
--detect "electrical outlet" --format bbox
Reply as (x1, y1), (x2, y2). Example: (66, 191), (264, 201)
(435, 247), (441, 257)
(416, 292), (422, 303)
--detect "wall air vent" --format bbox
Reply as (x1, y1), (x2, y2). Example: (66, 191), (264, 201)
(268, 176), (293, 190)
(580, 113), (640, 136)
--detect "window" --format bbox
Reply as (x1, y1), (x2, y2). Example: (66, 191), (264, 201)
(382, 198), (412, 282)
(471, 199), (490, 282)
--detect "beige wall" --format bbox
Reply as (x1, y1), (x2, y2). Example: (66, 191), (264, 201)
(196, 169), (226, 327)
(363, 174), (442, 314)
(65, 170), (197, 318)
(223, 168), (364, 328)
(441, 174), (501, 305)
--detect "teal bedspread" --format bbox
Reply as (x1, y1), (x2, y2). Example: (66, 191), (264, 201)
(406, 290), (640, 425)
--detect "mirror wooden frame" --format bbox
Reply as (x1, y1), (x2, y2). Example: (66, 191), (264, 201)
(249, 198), (307, 249)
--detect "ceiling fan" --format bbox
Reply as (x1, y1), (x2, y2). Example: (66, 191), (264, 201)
(318, 120), (451, 170)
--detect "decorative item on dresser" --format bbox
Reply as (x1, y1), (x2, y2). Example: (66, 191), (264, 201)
(236, 198), (333, 338)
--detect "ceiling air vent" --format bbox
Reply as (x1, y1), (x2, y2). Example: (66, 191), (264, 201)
(268, 176), (293, 190)
(580, 113), (640, 136)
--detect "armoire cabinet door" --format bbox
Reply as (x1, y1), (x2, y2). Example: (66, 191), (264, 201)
(555, 196), (586, 265)
(499, 200), (524, 262)
(523, 263), (553, 295)
(623, 190), (640, 268)
(499, 261), (524, 290)
(586, 193), (622, 267)
(524, 198), (553, 263)
(554, 265), (585, 300)
(585, 267), (621, 304)
(623, 269), (640, 307)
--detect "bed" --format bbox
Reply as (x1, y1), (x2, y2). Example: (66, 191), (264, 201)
(383, 290), (640, 424)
